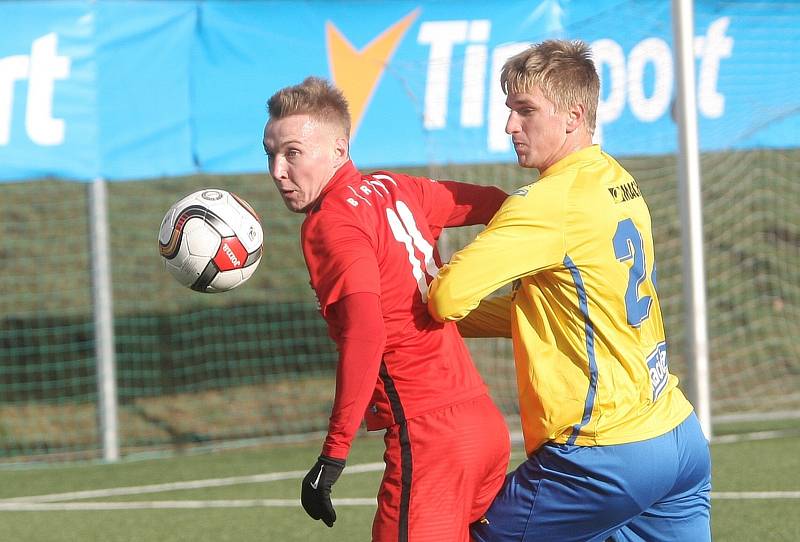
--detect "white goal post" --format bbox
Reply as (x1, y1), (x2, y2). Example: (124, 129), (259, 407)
(672, 0), (712, 439)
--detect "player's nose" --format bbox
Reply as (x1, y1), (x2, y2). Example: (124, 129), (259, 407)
(505, 112), (521, 135)
(270, 156), (288, 180)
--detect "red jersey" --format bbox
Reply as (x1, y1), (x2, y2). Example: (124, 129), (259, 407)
(301, 161), (506, 459)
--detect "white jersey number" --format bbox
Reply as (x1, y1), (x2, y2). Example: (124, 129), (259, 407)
(386, 200), (439, 301)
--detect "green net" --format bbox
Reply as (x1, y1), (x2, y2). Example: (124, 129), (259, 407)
(2, 148), (798, 463)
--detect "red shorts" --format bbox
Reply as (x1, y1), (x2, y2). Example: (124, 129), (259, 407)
(372, 394), (510, 542)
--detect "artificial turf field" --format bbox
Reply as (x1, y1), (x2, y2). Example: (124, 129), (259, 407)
(1, 421), (798, 542)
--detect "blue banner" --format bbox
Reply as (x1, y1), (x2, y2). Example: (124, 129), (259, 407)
(0, 1), (196, 181)
(94, 1), (196, 179)
(0, 0), (798, 181)
(0, 2), (96, 180)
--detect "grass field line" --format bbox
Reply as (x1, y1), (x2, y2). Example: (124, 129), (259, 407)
(1, 492), (800, 513)
(0, 499), (377, 511)
(0, 427), (795, 507)
(0, 462), (386, 504)
(711, 492), (800, 500)
(709, 428), (800, 444)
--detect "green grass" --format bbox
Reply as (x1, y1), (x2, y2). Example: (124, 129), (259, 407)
(711, 432), (800, 542)
(1, 427), (799, 541)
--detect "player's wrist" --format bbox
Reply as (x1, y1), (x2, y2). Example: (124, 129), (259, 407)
(321, 441), (350, 462)
(318, 455), (346, 468)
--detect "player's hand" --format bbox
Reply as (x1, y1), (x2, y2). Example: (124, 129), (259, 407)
(301, 455), (346, 527)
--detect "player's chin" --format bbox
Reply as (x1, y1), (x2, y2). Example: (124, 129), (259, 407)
(516, 153), (539, 169)
(281, 196), (306, 214)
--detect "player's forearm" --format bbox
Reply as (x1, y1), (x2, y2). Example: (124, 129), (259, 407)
(322, 293), (386, 459)
(455, 295), (514, 338)
(430, 198), (558, 321)
(323, 336), (384, 459)
(428, 245), (517, 322)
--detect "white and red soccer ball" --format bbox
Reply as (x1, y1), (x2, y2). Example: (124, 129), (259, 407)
(158, 189), (263, 293)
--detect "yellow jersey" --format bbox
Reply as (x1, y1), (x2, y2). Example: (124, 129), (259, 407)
(429, 145), (693, 455)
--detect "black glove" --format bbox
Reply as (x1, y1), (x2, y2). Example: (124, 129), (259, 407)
(301, 455), (346, 527)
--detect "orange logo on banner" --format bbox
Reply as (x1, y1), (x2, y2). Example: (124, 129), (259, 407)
(326, 8), (420, 137)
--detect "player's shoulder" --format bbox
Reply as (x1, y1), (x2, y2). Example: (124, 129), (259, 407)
(368, 169), (441, 192)
(498, 174), (570, 226)
(505, 175), (564, 206)
(302, 178), (381, 236)
(368, 170), (413, 184)
(322, 169), (431, 210)
(366, 170), (405, 185)
(301, 204), (373, 258)
(311, 175), (377, 215)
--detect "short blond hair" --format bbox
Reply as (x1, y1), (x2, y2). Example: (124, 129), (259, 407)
(267, 76), (351, 137)
(501, 40), (599, 135)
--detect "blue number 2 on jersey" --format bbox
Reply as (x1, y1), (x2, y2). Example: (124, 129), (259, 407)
(613, 218), (653, 327)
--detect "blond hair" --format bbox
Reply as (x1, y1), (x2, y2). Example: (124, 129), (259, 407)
(501, 40), (599, 135)
(267, 76), (351, 137)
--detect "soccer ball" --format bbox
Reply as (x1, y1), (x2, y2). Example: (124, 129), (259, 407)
(158, 188), (263, 293)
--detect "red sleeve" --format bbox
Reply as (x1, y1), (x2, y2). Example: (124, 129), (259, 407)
(321, 292), (386, 460)
(380, 171), (506, 235)
(302, 209), (381, 317)
(431, 180), (507, 228)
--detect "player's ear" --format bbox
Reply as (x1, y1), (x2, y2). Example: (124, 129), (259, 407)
(333, 136), (349, 166)
(566, 102), (586, 133)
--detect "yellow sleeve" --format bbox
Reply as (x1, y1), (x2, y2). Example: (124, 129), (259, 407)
(455, 294), (513, 338)
(428, 188), (565, 322)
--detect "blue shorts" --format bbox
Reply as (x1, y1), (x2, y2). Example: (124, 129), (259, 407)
(471, 412), (711, 542)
